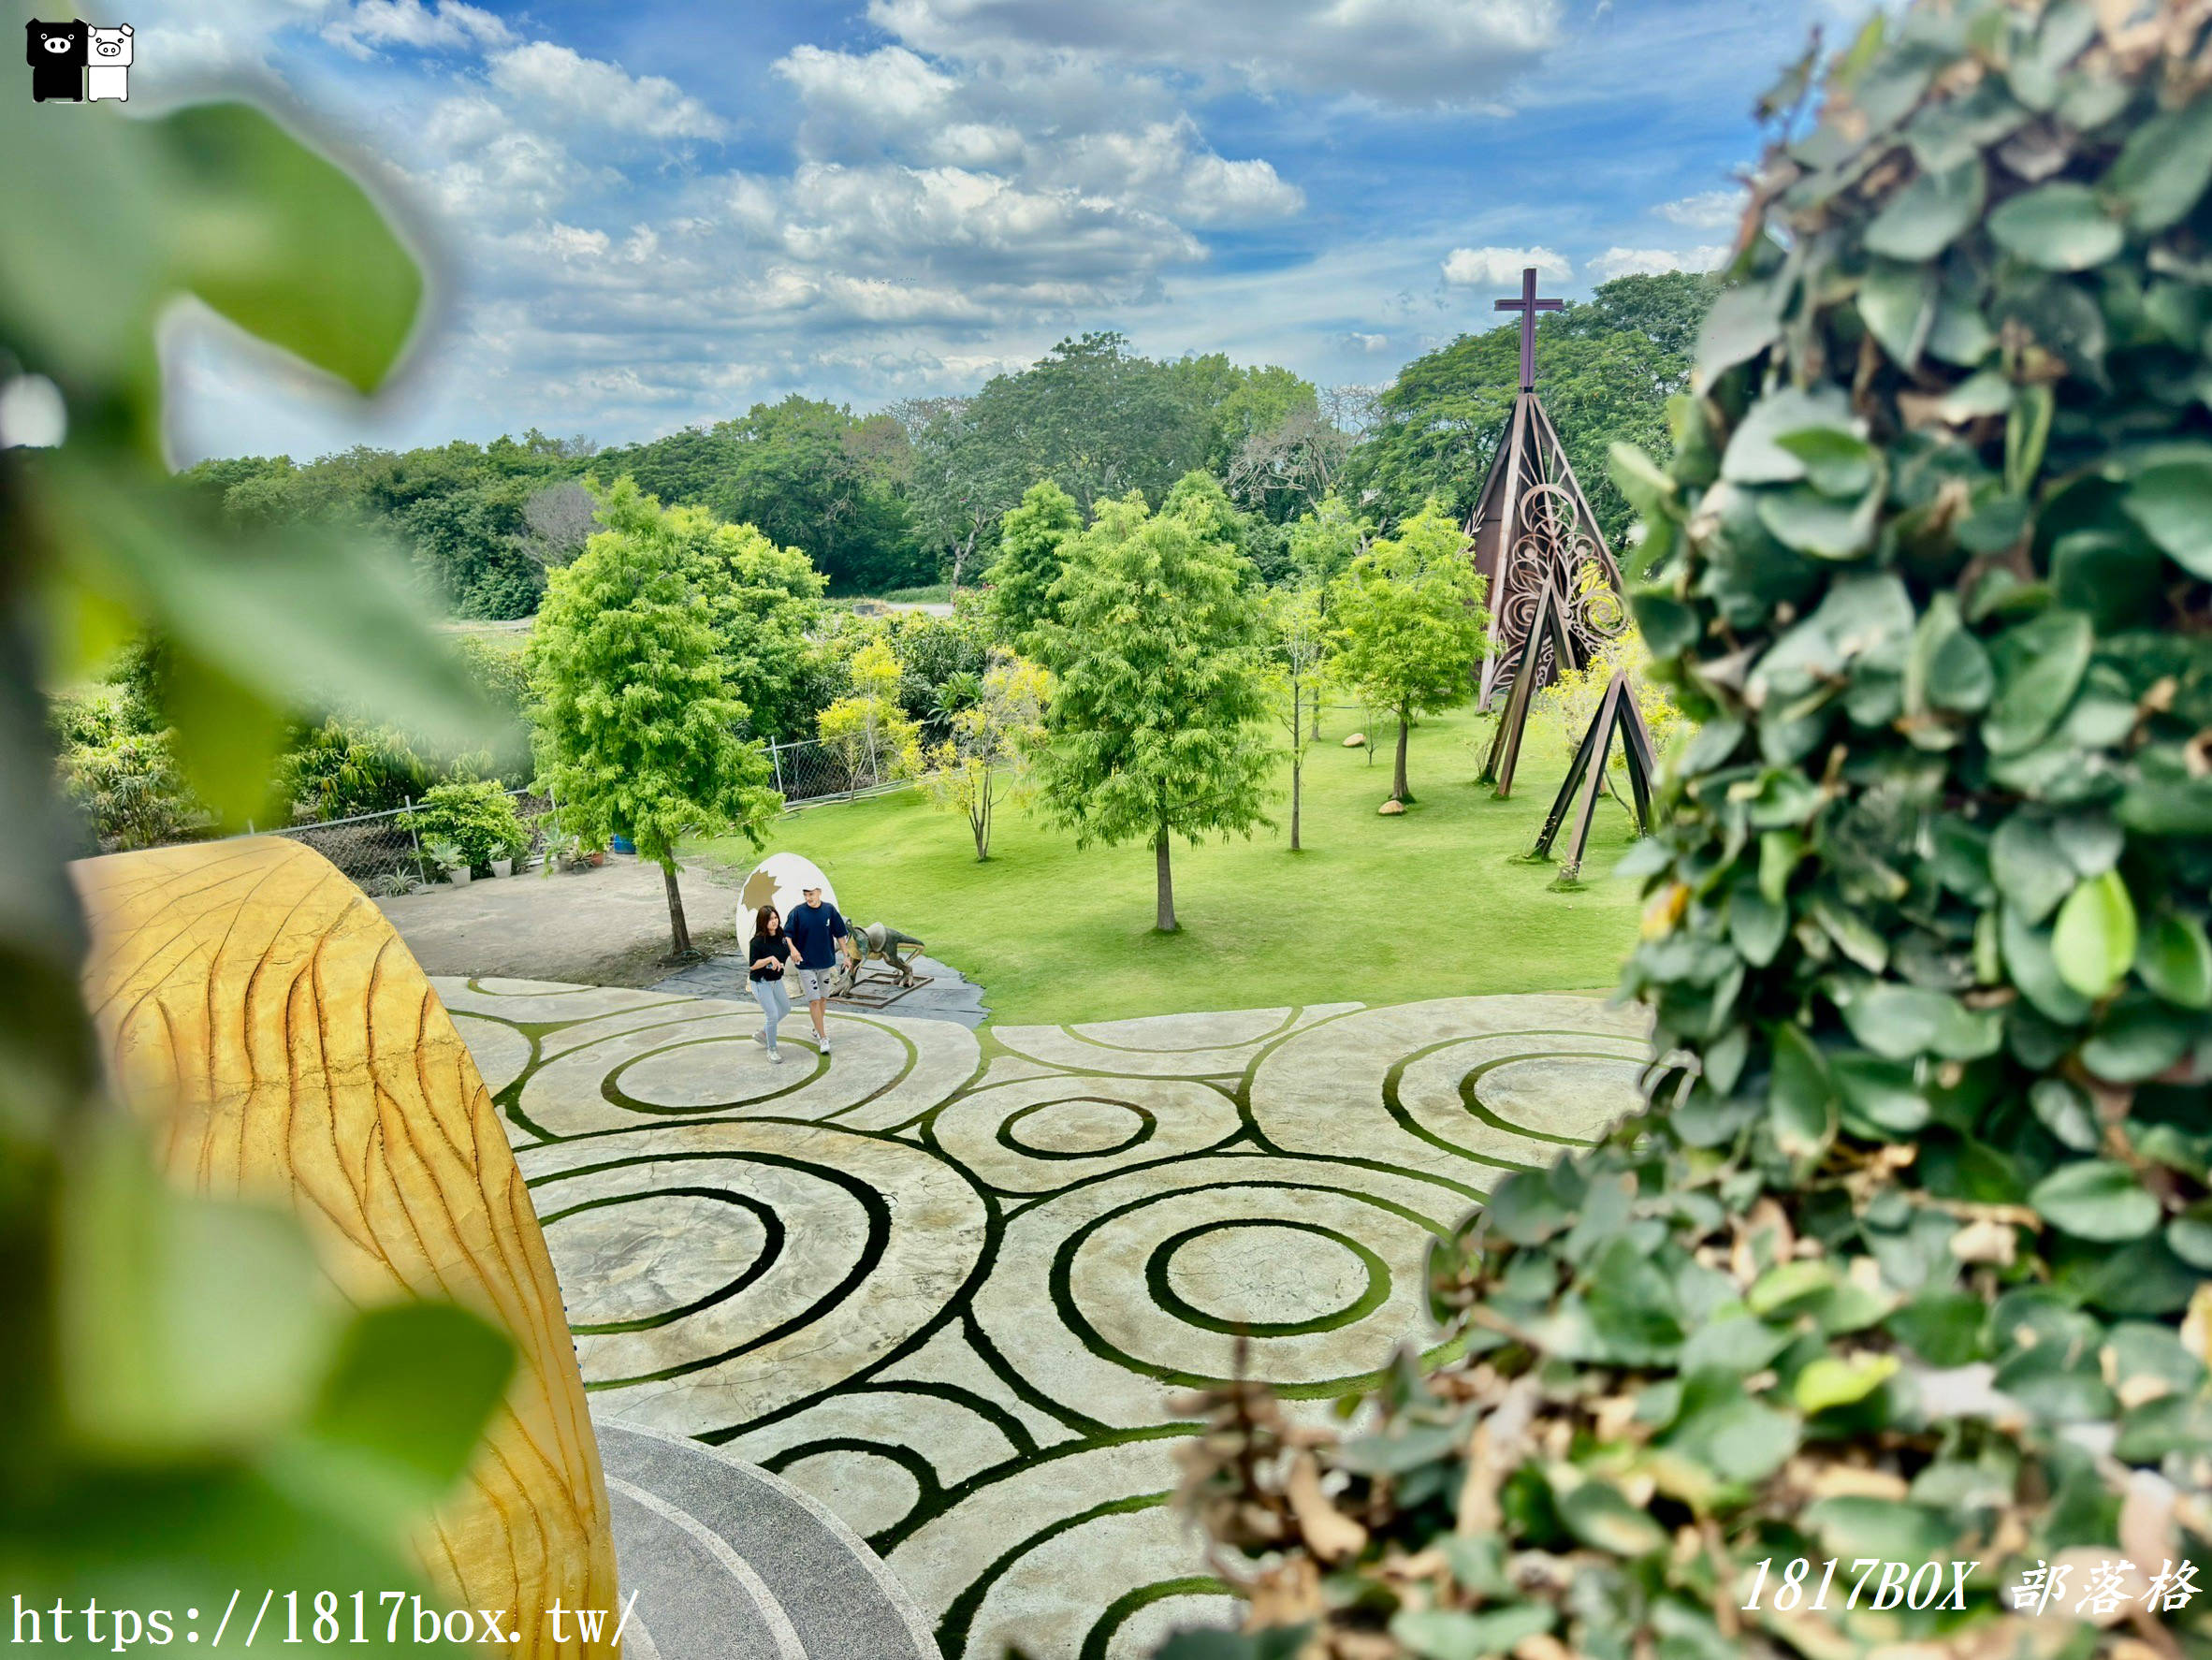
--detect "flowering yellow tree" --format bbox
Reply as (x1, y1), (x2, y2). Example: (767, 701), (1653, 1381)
(925, 654), (1053, 859)
(816, 639), (922, 788)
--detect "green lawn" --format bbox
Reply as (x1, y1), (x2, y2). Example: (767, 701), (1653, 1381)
(695, 701), (1649, 1026)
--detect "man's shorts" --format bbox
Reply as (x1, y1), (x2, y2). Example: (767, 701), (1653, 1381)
(797, 966), (836, 1001)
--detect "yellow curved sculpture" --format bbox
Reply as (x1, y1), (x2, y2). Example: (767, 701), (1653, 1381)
(73, 837), (619, 1659)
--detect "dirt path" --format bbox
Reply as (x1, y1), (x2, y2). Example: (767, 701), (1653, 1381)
(374, 854), (745, 987)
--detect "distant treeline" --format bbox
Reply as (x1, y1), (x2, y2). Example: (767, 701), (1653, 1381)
(178, 271), (1715, 619)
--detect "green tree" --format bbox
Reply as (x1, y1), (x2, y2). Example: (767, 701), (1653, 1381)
(529, 481), (781, 956)
(1286, 491), (1370, 590)
(924, 654), (1052, 860)
(1329, 503), (1488, 804)
(985, 479), (1083, 649)
(685, 513), (827, 742)
(1031, 482), (1274, 932)
(1348, 271), (1715, 550)
(1262, 585), (1328, 852)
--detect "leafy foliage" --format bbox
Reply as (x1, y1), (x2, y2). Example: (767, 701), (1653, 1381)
(816, 639), (924, 790)
(399, 780), (529, 872)
(529, 481), (781, 954)
(1031, 480), (1275, 933)
(1328, 504), (1490, 805)
(51, 685), (207, 852)
(1168, 3), (2212, 1656)
(1349, 272), (1718, 548)
(925, 654), (1053, 860)
(3, 71), (509, 1638)
(986, 479), (1084, 650)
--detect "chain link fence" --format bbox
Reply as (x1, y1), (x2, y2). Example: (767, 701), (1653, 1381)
(764, 734), (916, 808)
(258, 788), (557, 894)
(172, 740), (914, 893)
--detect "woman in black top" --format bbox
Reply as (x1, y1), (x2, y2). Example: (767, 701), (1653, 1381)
(747, 904), (797, 1063)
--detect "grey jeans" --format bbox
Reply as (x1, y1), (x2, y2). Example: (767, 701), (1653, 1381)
(749, 974), (791, 1050)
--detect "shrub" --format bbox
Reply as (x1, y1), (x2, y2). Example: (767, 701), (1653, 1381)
(1166, 5), (2212, 1658)
(400, 780), (529, 872)
(53, 687), (207, 852)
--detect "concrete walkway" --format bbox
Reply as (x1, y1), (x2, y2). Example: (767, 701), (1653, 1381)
(377, 854), (748, 987)
(439, 977), (1650, 1659)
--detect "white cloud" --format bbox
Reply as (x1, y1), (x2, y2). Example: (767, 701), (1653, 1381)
(1655, 188), (1744, 230)
(406, 95), (600, 221)
(1441, 245), (1572, 287)
(1346, 332), (1390, 353)
(323, 0), (511, 58)
(868, 0), (1562, 109)
(487, 42), (727, 141)
(1589, 244), (1727, 280)
(514, 222), (613, 261)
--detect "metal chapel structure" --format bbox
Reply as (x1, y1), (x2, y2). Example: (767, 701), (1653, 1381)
(1467, 267), (1632, 795)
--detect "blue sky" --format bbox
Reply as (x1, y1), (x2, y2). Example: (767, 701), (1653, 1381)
(124, 0), (1864, 461)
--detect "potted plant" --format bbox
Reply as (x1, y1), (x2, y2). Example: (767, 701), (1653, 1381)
(400, 780), (530, 881)
(424, 836), (470, 886)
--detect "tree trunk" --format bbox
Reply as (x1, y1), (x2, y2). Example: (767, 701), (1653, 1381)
(1155, 827), (1178, 933)
(661, 860), (692, 957)
(1393, 711), (1412, 804)
(1289, 752), (1302, 852)
(950, 524), (978, 599)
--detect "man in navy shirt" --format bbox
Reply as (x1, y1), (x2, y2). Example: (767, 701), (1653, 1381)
(784, 883), (857, 1054)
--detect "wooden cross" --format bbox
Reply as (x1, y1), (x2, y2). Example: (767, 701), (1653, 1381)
(1495, 266), (1563, 391)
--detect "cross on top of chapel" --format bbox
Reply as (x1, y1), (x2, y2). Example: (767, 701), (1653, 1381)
(1495, 266), (1564, 391)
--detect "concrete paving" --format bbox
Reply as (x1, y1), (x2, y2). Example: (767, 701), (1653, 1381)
(440, 977), (1652, 1660)
(375, 854), (749, 987)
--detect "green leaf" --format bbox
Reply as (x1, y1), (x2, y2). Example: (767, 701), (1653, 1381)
(1802, 1497), (1955, 1563)
(1991, 815), (2078, 925)
(61, 1127), (343, 1457)
(2169, 1209), (2212, 1271)
(2081, 994), (2198, 1082)
(2123, 458), (2212, 580)
(1775, 428), (1880, 498)
(1697, 281), (1783, 376)
(1557, 1477), (1669, 1557)
(300, 1303), (514, 1512)
(2030, 1079), (2100, 1151)
(1391, 1605), (1556, 1660)
(1983, 611), (2093, 756)
(1885, 1290), (1988, 1366)
(2052, 870), (2139, 999)
(1666, 1391), (1800, 1483)
(1836, 983), (1998, 1061)
(2137, 912), (2212, 1009)
(1747, 1260), (1838, 1318)
(1865, 159), (1986, 260)
(2030, 1159), (2163, 1241)
(1988, 181), (2125, 270)
(1721, 386), (1861, 485)
(1795, 1353), (1900, 1414)
(1857, 261), (1935, 364)
(1609, 443), (1677, 520)
(157, 105), (424, 395)
(1769, 1024), (1839, 1160)
(1927, 294), (1997, 365)
(2103, 92), (2212, 231)
(1905, 592), (1994, 717)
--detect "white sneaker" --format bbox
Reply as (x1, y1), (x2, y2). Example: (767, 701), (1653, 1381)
(818, 1037), (832, 1055)
(767, 1049), (783, 1065)
(749, 1030), (766, 1047)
